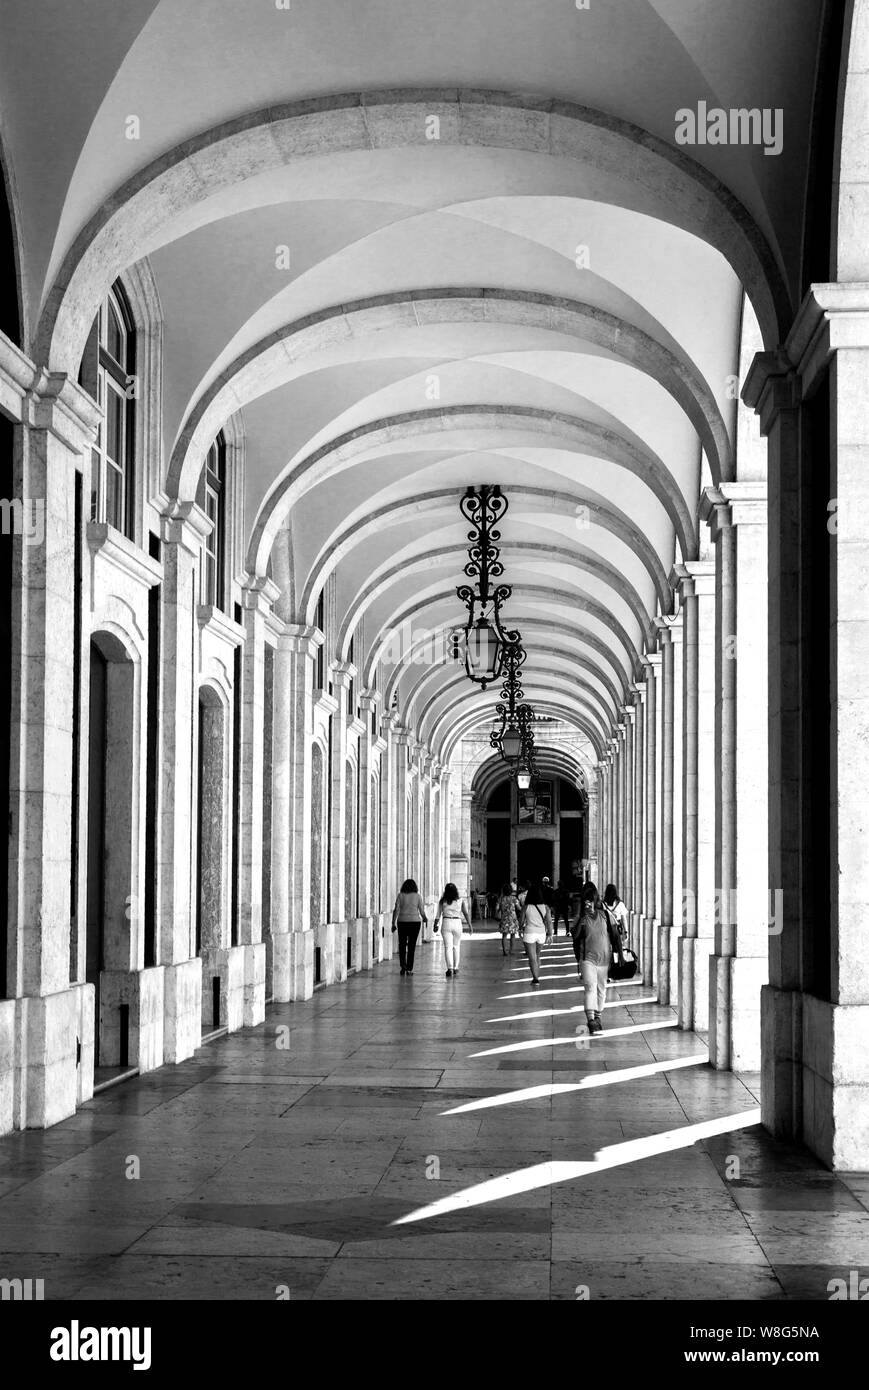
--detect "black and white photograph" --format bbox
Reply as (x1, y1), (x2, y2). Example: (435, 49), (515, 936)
(0, 0), (867, 1358)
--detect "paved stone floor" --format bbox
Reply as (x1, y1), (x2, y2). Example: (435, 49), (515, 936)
(2, 932), (868, 1300)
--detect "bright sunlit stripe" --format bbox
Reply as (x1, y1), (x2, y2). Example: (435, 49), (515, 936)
(442, 1053), (707, 1112)
(470, 1017), (673, 1055)
(392, 1107), (761, 1224)
(486, 1003), (667, 1023)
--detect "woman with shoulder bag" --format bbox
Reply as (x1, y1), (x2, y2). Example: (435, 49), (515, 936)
(519, 880), (553, 985)
(433, 882), (472, 977)
(571, 881), (624, 1032)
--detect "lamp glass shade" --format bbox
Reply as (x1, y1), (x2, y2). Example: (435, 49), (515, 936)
(466, 617), (501, 683)
(517, 770), (531, 790)
(500, 724), (523, 761)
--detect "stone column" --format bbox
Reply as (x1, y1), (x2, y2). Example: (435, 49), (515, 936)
(439, 767), (452, 889)
(746, 285), (869, 1166)
(6, 366), (100, 1128)
(703, 485), (769, 1071)
(357, 689), (380, 920)
(158, 500), (212, 1063)
(237, 577), (280, 1026)
(643, 657), (659, 987)
(631, 686), (645, 951)
(674, 561), (716, 1033)
(656, 613), (684, 1006)
(328, 662), (355, 927)
(623, 708), (634, 937)
(616, 724), (627, 896)
(271, 623), (320, 1000)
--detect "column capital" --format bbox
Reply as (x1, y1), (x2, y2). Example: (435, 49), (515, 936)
(394, 726), (413, 747)
(645, 650), (662, 673)
(19, 364), (102, 452)
(330, 661), (357, 690)
(742, 348), (800, 434)
(786, 282), (869, 398)
(632, 678), (648, 701)
(240, 574), (281, 614)
(700, 483), (767, 539)
(670, 559), (714, 599)
(161, 499), (213, 556)
(359, 687), (382, 713)
(382, 708), (400, 734)
(279, 622), (323, 658)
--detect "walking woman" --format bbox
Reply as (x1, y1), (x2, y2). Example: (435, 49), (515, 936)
(571, 881), (624, 1032)
(392, 878), (428, 975)
(498, 879), (520, 957)
(603, 883), (630, 946)
(433, 883), (472, 977)
(520, 880), (553, 985)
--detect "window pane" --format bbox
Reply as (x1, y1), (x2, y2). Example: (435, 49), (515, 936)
(205, 554), (215, 607)
(90, 448), (101, 522)
(106, 462), (123, 531)
(107, 302), (124, 364)
(106, 385), (124, 464)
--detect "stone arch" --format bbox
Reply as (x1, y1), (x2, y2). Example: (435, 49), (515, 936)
(169, 290), (729, 511)
(253, 405), (699, 585)
(35, 93), (789, 375)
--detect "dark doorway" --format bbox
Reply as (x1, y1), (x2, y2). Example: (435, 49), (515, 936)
(517, 839), (553, 884)
(560, 818), (584, 878)
(486, 818), (511, 890)
(86, 645), (107, 1061)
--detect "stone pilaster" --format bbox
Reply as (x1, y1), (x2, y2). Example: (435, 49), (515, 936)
(237, 576), (280, 1025)
(674, 561), (716, 1033)
(643, 657), (659, 988)
(271, 623), (321, 1001)
(328, 662), (355, 925)
(6, 362), (101, 1128)
(703, 484), (769, 1072)
(746, 284), (869, 1166)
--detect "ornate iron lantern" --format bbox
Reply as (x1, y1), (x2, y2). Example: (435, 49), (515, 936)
(452, 485), (519, 689)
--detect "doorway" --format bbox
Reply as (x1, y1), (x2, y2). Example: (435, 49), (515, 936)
(86, 634), (134, 1065)
(517, 838), (553, 885)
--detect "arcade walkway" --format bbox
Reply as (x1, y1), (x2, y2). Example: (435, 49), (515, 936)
(1, 936), (867, 1301)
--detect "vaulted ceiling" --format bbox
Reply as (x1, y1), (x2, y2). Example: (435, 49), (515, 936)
(1, 0), (825, 764)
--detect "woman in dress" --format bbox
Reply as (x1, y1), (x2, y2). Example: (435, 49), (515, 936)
(498, 879), (520, 957)
(519, 880), (553, 985)
(433, 883), (472, 977)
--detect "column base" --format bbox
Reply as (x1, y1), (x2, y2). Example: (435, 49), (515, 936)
(10, 986), (90, 1130)
(678, 937), (715, 1033)
(163, 959), (202, 1064)
(709, 955), (766, 1072)
(99, 968), (165, 1071)
(0, 999), (14, 1135)
(668, 924), (681, 1007)
(802, 995), (869, 1170)
(656, 921), (672, 1004)
(348, 918), (368, 972)
(202, 946), (247, 1033)
(359, 917), (377, 970)
(243, 943), (266, 1027)
(272, 930), (314, 1001)
(642, 916), (657, 987)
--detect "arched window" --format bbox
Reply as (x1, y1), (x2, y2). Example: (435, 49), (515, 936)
(80, 284), (135, 538)
(199, 432), (227, 610)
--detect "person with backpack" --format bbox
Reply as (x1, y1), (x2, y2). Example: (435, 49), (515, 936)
(603, 883), (630, 947)
(571, 881), (624, 1032)
(432, 882), (472, 977)
(519, 880), (553, 985)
